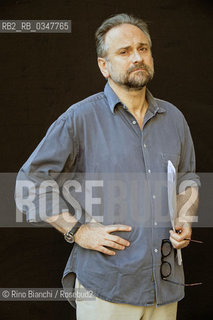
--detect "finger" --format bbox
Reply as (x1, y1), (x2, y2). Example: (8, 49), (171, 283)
(170, 230), (184, 241)
(170, 236), (190, 249)
(106, 234), (130, 247)
(98, 246), (116, 256)
(170, 238), (189, 249)
(170, 230), (191, 242)
(175, 225), (192, 236)
(105, 224), (132, 233)
(102, 240), (125, 250)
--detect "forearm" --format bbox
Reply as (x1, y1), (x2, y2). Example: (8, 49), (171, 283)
(45, 212), (97, 234)
(176, 186), (199, 227)
(170, 186), (199, 249)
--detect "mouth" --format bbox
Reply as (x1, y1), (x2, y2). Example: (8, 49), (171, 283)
(131, 68), (146, 73)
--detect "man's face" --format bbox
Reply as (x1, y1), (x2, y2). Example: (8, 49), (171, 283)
(101, 23), (154, 90)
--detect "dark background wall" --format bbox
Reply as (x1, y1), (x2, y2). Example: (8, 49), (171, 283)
(0, 0), (212, 319)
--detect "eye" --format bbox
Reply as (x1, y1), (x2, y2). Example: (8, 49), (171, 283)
(119, 50), (127, 55)
(139, 47), (148, 52)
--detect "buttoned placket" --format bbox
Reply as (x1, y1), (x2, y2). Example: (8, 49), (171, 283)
(118, 103), (161, 303)
(140, 108), (161, 294)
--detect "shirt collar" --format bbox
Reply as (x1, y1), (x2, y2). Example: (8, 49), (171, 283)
(104, 81), (166, 114)
(146, 89), (166, 114)
(104, 81), (121, 113)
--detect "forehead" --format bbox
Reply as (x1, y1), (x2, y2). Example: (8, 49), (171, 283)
(104, 23), (149, 51)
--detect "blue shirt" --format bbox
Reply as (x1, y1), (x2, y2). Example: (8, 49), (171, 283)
(16, 82), (200, 308)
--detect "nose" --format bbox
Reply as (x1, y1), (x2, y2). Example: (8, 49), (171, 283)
(132, 50), (143, 64)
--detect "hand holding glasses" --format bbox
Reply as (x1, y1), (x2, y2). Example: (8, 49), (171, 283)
(161, 238), (203, 287)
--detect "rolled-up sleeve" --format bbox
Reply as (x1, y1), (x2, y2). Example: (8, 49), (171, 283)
(177, 116), (200, 193)
(15, 110), (78, 222)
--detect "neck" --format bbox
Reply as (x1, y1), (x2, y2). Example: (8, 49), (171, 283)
(108, 79), (147, 114)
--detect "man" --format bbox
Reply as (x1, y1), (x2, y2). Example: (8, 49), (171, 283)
(16, 14), (200, 320)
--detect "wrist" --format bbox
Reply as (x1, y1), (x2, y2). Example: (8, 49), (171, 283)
(64, 221), (82, 243)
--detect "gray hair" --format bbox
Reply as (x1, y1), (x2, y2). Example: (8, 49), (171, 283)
(95, 13), (152, 58)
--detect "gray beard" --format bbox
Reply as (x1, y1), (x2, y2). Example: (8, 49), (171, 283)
(123, 72), (153, 90)
(110, 63), (154, 91)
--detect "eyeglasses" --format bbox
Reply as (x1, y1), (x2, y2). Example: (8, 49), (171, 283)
(160, 239), (203, 287)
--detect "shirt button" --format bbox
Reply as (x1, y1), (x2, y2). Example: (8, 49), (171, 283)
(152, 195), (156, 199)
(144, 144), (147, 148)
(154, 249), (158, 253)
(132, 120), (137, 125)
(148, 169), (151, 173)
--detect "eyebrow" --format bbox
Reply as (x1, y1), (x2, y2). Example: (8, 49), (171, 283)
(116, 42), (149, 52)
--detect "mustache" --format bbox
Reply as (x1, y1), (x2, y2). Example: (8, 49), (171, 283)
(128, 63), (150, 74)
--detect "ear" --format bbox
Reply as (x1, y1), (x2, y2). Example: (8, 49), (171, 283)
(97, 57), (110, 78)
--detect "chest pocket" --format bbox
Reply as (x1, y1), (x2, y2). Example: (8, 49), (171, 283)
(161, 152), (180, 171)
